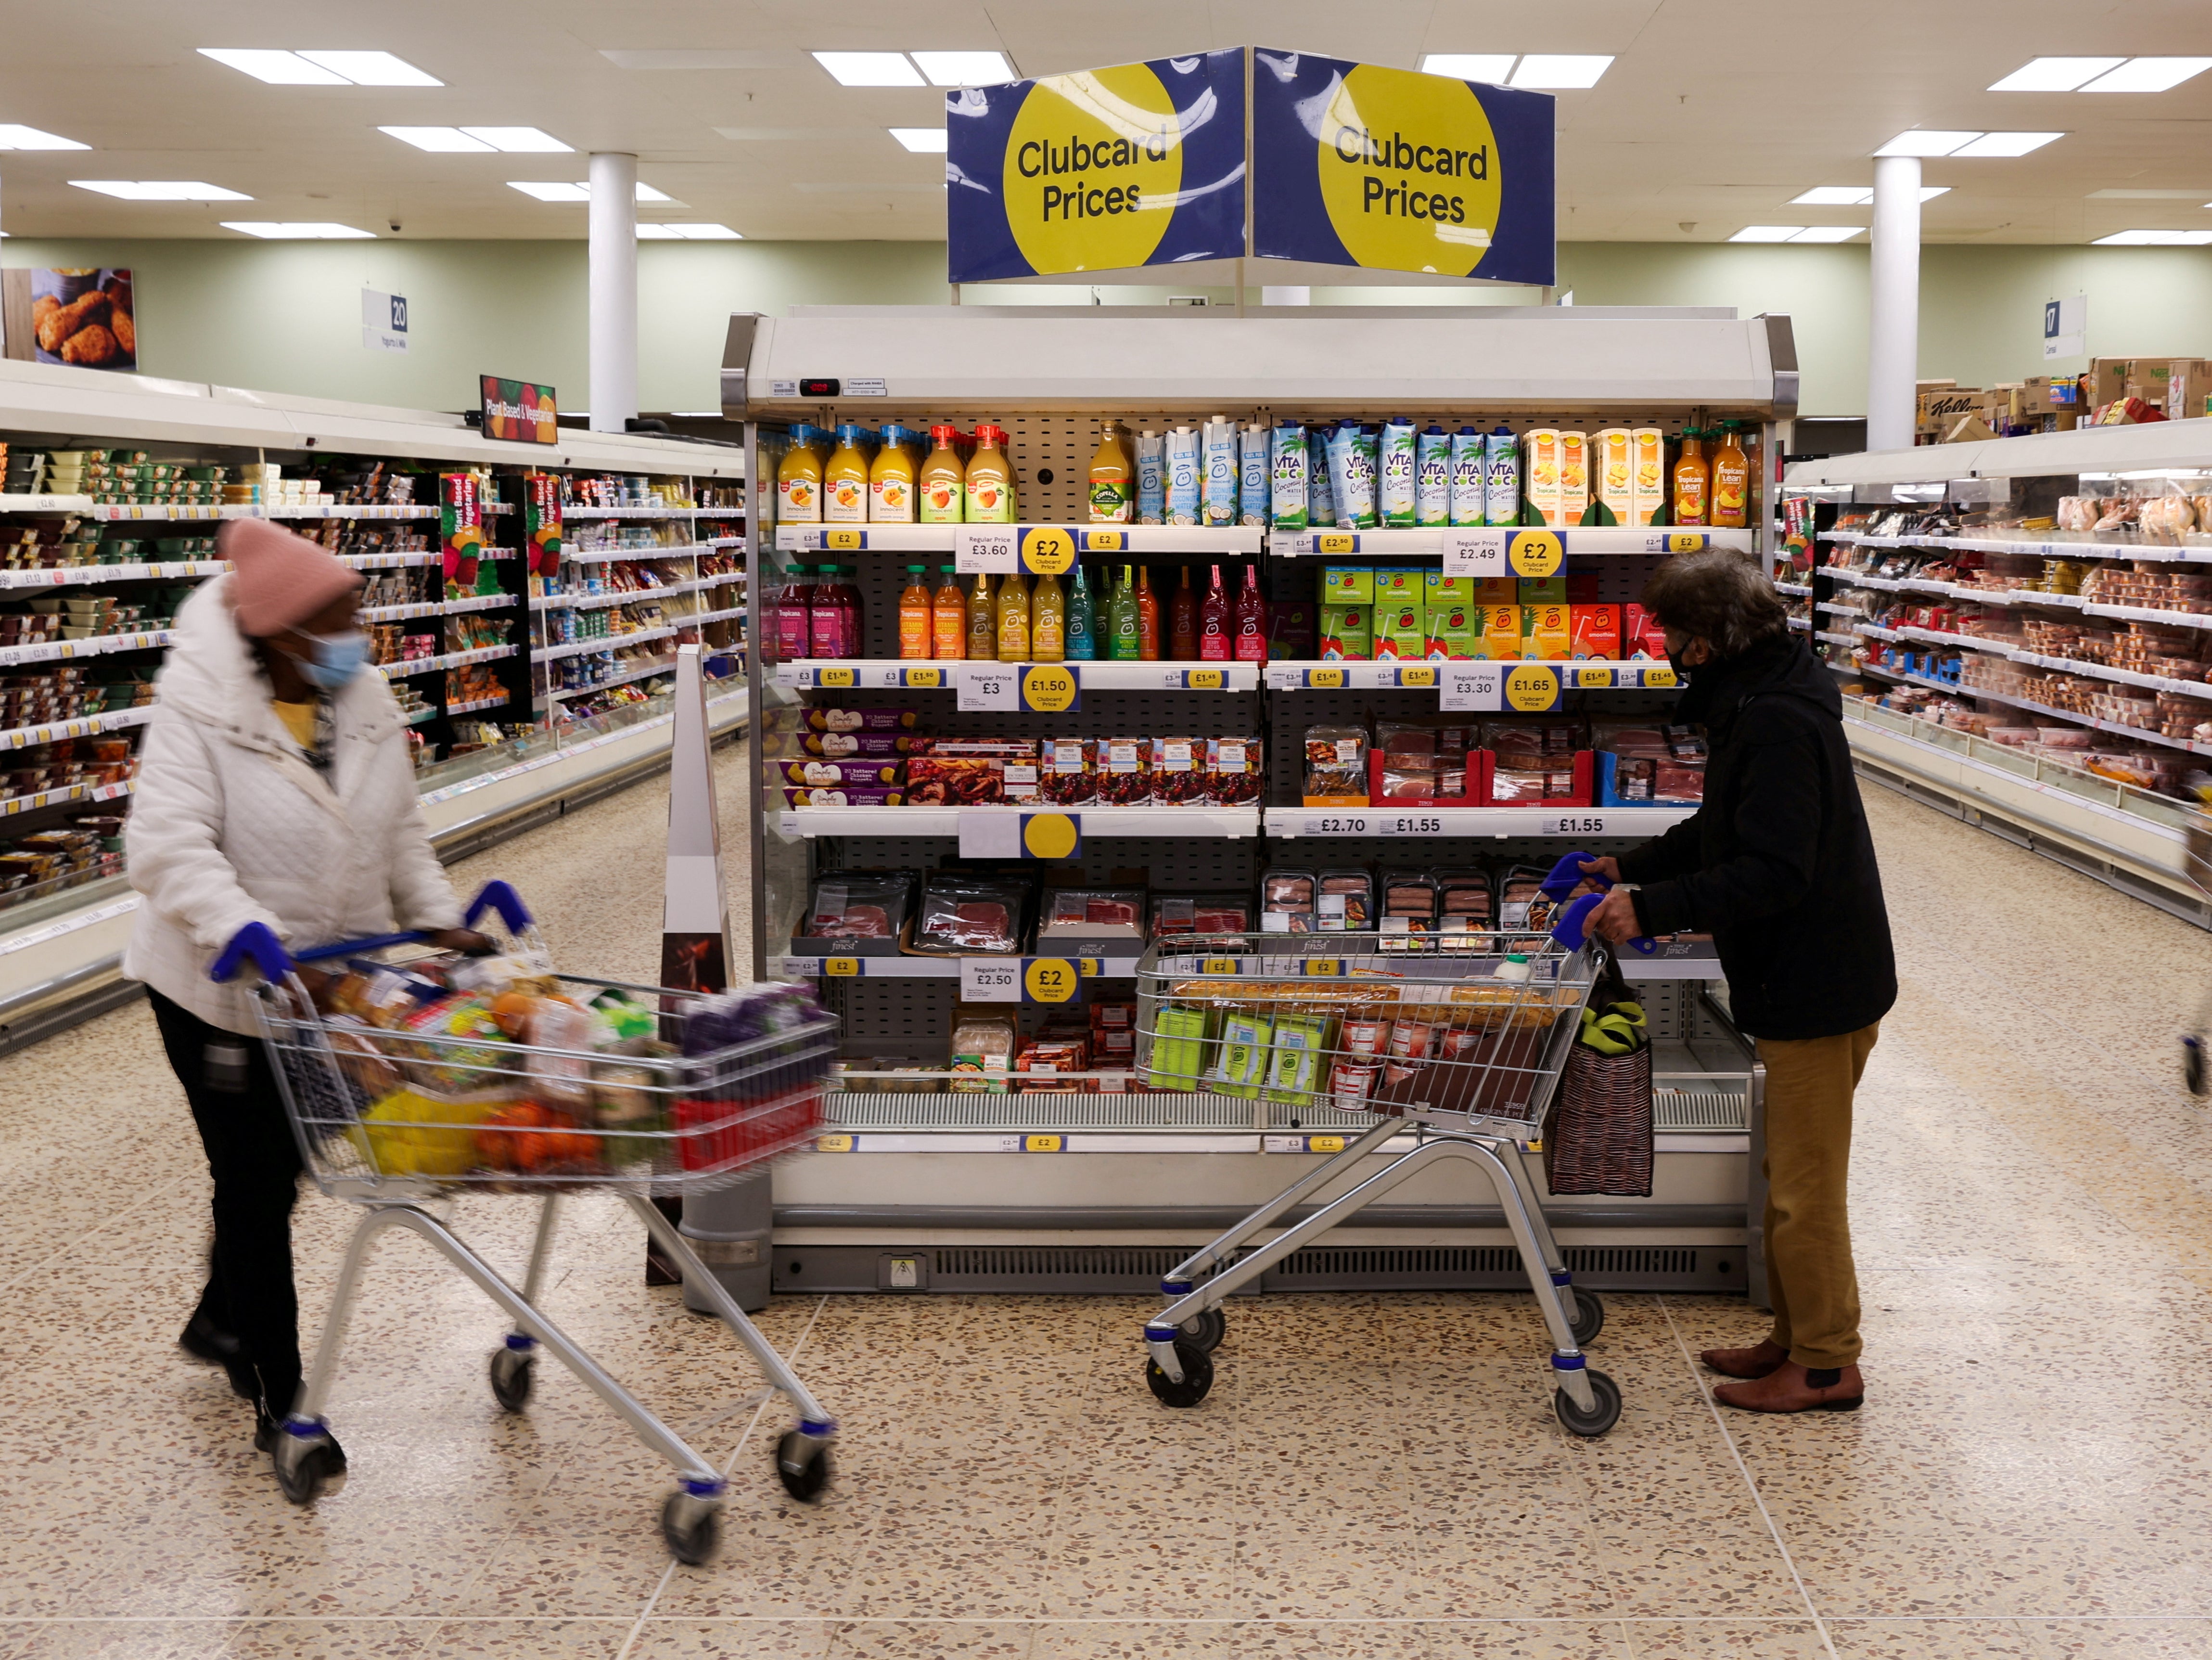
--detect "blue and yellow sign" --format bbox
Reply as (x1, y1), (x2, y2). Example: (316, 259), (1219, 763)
(946, 51), (1248, 284)
(1250, 49), (1554, 286)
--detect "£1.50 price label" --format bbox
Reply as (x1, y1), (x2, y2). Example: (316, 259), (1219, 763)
(1020, 663), (1080, 713)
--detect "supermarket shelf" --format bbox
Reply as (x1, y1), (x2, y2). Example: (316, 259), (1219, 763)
(544, 656), (679, 701)
(777, 805), (1260, 838)
(776, 524), (1264, 555)
(537, 625), (678, 663)
(1787, 616), (1811, 633)
(562, 541), (717, 565)
(562, 505), (705, 519)
(0, 629), (173, 669)
(1264, 805), (1696, 838)
(340, 553), (440, 572)
(1269, 526), (1753, 558)
(1815, 630), (1860, 647)
(446, 694), (511, 716)
(690, 605), (746, 627)
(530, 574), (727, 611)
(1823, 528), (2212, 564)
(1816, 602), (1868, 618)
(0, 778), (133, 818)
(1827, 565), (2212, 633)
(0, 559), (226, 589)
(0, 494), (97, 513)
(1854, 620), (2212, 702)
(773, 659), (1261, 692)
(360, 593), (515, 624)
(1774, 580), (1811, 597)
(1, 707), (153, 750)
(1264, 659), (1678, 691)
(0, 500), (439, 522)
(377, 643), (517, 678)
(402, 707), (439, 726)
(1859, 661), (2212, 758)
(773, 953), (1143, 980)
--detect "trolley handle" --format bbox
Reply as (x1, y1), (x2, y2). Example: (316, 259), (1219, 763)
(210, 881), (531, 984)
(1540, 851), (1657, 956)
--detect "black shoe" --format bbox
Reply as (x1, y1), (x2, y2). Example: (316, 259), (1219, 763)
(179, 1313), (240, 1364)
(256, 1407), (347, 1474)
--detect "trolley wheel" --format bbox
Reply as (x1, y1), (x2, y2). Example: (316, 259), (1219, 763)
(273, 1439), (343, 1506)
(488, 1347), (534, 1413)
(1554, 1369), (1623, 1438)
(1145, 1340), (1215, 1408)
(1178, 1305), (1227, 1353)
(660, 1491), (722, 1566)
(775, 1429), (833, 1504)
(1569, 1287), (1606, 1347)
(2186, 1036), (2207, 1099)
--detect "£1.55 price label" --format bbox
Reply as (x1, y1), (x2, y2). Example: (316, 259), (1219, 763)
(1547, 813), (1611, 836)
(1374, 813), (1445, 836)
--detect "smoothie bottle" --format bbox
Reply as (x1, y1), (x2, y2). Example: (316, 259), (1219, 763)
(1031, 569), (1066, 662)
(1169, 565), (1200, 660)
(932, 564), (967, 660)
(1107, 566), (1141, 660)
(897, 566), (932, 659)
(966, 572), (998, 661)
(1197, 564), (1230, 662)
(1135, 566), (1162, 660)
(919, 425), (966, 523)
(1064, 563), (1098, 660)
(1233, 563), (1268, 662)
(995, 571), (1032, 661)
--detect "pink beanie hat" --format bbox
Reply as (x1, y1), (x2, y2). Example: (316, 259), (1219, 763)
(222, 518), (363, 638)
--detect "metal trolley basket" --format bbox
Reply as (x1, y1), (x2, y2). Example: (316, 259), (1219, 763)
(1133, 926), (1625, 1436)
(219, 882), (840, 1564)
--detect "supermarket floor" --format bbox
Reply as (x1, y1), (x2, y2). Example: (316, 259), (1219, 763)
(3, 757), (2212, 1660)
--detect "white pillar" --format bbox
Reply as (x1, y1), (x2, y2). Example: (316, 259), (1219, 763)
(1866, 154), (1922, 452)
(1262, 286), (1311, 306)
(588, 152), (639, 434)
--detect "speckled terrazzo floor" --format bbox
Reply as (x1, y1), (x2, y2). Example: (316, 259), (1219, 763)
(2, 768), (2210, 1660)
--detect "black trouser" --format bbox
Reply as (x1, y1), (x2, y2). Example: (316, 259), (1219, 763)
(148, 986), (304, 1416)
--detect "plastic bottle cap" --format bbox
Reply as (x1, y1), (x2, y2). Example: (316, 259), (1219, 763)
(906, 565), (926, 573)
(1506, 953), (1529, 963)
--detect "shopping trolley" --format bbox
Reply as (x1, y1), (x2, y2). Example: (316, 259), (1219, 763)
(1133, 888), (1626, 1436)
(215, 881), (840, 1564)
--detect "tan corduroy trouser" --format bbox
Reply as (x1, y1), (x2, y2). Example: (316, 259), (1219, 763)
(1755, 1022), (1879, 1371)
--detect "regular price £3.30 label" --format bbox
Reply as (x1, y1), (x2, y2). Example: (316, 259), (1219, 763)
(1440, 664), (1502, 711)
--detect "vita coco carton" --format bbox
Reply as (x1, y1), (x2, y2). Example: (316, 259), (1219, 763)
(1558, 432), (1590, 525)
(1596, 429), (1635, 525)
(1320, 566), (1374, 605)
(1631, 430), (1665, 525)
(1523, 430), (1562, 526)
(1320, 604), (1372, 660)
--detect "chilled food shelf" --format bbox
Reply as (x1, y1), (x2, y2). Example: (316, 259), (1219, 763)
(1816, 630), (1859, 647)
(773, 952), (1144, 981)
(562, 505), (706, 520)
(1854, 663), (2212, 759)
(530, 574), (730, 610)
(1262, 804), (1697, 839)
(1, 707), (153, 751)
(776, 804), (1260, 839)
(446, 693), (512, 716)
(377, 643), (517, 679)
(775, 524), (1264, 556)
(773, 659), (1261, 692)
(1265, 660), (1678, 691)
(359, 593), (516, 624)
(1823, 528), (2212, 565)
(0, 629), (174, 669)
(0, 560), (226, 589)
(1269, 526), (1753, 558)
(691, 605), (746, 627)
(0, 498), (443, 521)
(537, 625), (679, 664)
(1854, 620), (2212, 702)
(1774, 580), (1811, 597)
(1787, 617), (1811, 632)
(1, 779), (133, 819)
(403, 707), (439, 726)
(562, 541), (718, 566)
(543, 655), (679, 701)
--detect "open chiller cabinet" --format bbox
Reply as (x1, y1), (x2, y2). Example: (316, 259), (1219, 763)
(725, 303), (1798, 1302)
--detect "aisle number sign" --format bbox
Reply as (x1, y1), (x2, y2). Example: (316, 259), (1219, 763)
(1444, 528), (1565, 578)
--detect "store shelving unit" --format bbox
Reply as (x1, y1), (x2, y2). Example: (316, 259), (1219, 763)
(1783, 421), (2212, 921)
(723, 303), (1794, 1300)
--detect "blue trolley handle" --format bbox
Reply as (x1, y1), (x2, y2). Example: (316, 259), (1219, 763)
(463, 879), (533, 937)
(1540, 850), (1657, 956)
(210, 882), (533, 983)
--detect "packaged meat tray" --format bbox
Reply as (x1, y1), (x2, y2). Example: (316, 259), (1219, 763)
(806, 706), (919, 733)
(1042, 737), (1097, 806)
(781, 785), (907, 807)
(905, 752), (1044, 806)
(1315, 868), (1374, 932)
(793, 871), (918, 954)
(1037, 887), (1146, 943)
(1304, 721), (1368, 805)
(1260, 866), (1317, 934)
(1098, 737), (1151, 806)
(780, 759), (905, 788)
(1208, 736), (1263, 805)
(1151, 736), (1209, 805)
(1150, 891), (1254, 940)
(909, 873), (1032, 956)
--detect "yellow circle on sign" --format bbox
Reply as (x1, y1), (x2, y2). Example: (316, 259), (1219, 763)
(1508, 530), (1563, 577)
(1006, 66), (1183, 275)
(1668, 533), (1707, 553)
(1022, 664), (1079, 714)
(1023, 960), (1078, 1003)
(1317, 64), (1504, 277)
(1022, 811), (1080, 859)
(1021, 527), (1076, 575)
(1504, 664), (1558, 711)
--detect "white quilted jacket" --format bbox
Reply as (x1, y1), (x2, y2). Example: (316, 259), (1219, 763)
(123, 574), (462, 1033)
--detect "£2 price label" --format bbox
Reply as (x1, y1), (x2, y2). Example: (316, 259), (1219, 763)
(1507, 530), (1564, 578)
(1019, 526), (1077, 576)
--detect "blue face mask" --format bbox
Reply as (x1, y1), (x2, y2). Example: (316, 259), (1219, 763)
(293, 629), (368, 691)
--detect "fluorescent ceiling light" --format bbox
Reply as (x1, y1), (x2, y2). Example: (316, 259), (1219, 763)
(0, 124), (88, 150)
(1874, 130), (1982, 156)
(1729, 226), (1803, 242)
(1949, 130), (2064, 157)
(384, 125), (568, 153)
(656, 223), (743, 239)
(890, 128), (948, 153)
(461, 126), (570, 152)
(381, 125), (492, 152)
(198, 47), (348, 85)
(1420, 54), (1518, 82)
(297, 50), (441, 86)
(1988, 57), (2122, 92)
(2078, 57), (2212, 93)
(636, 224), (683, 239)
(1790, 185), (1950, 205)
(2091, 229), (2212, 245)
(71, 179), (250, 200)
(812, 51), (923, 87)
(509, 180), (675, 202)
(1788, 226), (1865, 243)
(1510, 54), (1612, 89)
(221, 221), (375, 239)
(909, 51), (1012, 86)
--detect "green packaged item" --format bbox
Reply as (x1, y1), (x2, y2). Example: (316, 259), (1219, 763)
(1265, 1014), (1332, 1105)
(1518, 576), (1567, 605)
(1320, 565), (1374, 605)
(1146, 1003), (1215, 1091)
(1208, 1009), (1276, 1099)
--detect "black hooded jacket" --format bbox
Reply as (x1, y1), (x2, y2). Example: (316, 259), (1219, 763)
(1617, 634), (1897, 1041)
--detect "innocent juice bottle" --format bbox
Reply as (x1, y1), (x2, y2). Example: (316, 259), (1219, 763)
(1108, 566), (1141, 660)
(777, 430), (823, 524)
(1710, 422), (1750, 529)
(932, 564), (966, 660)
(898, 566), (932, 659)
(824, 425), (869, 524)
(1169, 565), (1200, 660)
(920, 425), (966, 523)
(966, 573), (998, 661)
(966, 425), (1016, 524)
(871, 429), (917, 523)
(1065, 563), (1097, 660)
(1233, 563), (1268, 662)
(1135, 566), (1161, 660)
(1673, 428), (1710, 526)
(1031, 570), (1066, 662)
(996, 572), (1032, 660)
(1197, 564), (1230, 662)
(1088, 420), (1133, 523)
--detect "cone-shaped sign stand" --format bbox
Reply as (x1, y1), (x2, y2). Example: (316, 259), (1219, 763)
(658, 644), (734, 995)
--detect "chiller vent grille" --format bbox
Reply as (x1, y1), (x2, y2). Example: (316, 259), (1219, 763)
(1278, 1246), (1524, 1278)
(933, 1246), (1198, 1284)
(1653, 1090), (1751, 1130)
(1270, 1243), (1726, 1287)
(1565, 1245), (1704, 1276)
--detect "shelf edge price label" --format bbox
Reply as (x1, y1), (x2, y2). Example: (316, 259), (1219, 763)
(954, 527), (1019, 574)
(1018, 663), (1080, 713)
(958, 956), (1023, 1002)
(1396, 665), (1437, 688)
(1378, 813), (1444, 836)
(1018, 526), (1077, 576)
(1314, 532), (1359, 554)
(904, 666), (944, 689)
(821, 528), (866, 551)
(1181, 668), (1225, 690)
(1200, 956), (1241, 974)
(817, 665), (856, 688)
(1441, 664), (1503, 712)
(956, 664), (1019, 711)
(1502, 663), (1562, 712)
(1300, 813), (1370, 836)
(1548, 814), (1611, 836)
(816, 1133), (856, 1152)
(822, 957), (862, 977)
(1640, 664), (1679, 689)
(1023, 957), (1080, 1004)
(1573, 665), (1616, 689)
(1020, 811), (1081, 860)
(1506, 530), (1565, 578)
(1081, 528), (1125, 553)
(1652, 531), (1709, 553)
(1307, 667), (1346, 689)
(1443, 528), (1507, 576)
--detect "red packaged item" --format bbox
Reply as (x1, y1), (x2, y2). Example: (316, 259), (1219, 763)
(1098, 737), (1151, 805)
(1623, 604), (1669, 660)
(1152, 736), (1209, 804)
(1037, 887), (1145, 942)
(904, 757), (1001, 804)
(1042, 737), (1097, 806)
(1208, 736), (1262, 804)
(1569, 605), (1621, 660)
(909, 873), (1030, 955)
(1150, 891), (1253, 939)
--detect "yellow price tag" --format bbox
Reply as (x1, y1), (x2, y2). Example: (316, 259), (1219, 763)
(1574, 666), (1615, 689)
(823, 528), (865, 550)
(1307, 668), (1346, 689)
(1507, 530), (1564, 578)
(817, 666), (856, 687)
(1186, 669), (1225, 690)
(904, 667), (943, 688)
(1642, 665), (1679, 688)
(1087, 529), (1125, 553)
(822, 957), (861, 977)
(1023, 1134), (1064, 1152)
(817, 1133), (855, 1152)
(1668, 532), (1708, 553)
(1021, 811), (1081, 860)
(1021, 663), (1079, 714)
(1397, 665), (1437, 688)
(1304, 959), (1341, 976)
(1504, 664), (1560, 712)
(1201, 957), (1240, 974)
(1316, 532), (1357, 554)
(1308, 1135), (1347, 1154)
(1020, 527), (1076, 576)
(1024, 958), (1079, 1003)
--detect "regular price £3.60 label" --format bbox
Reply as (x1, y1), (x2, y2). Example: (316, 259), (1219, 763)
(954, 527), (1019, 574)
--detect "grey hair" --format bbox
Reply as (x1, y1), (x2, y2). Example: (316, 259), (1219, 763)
(1639, 550), (1789, 658)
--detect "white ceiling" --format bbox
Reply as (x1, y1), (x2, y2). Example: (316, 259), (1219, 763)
(0, 0), (2209, 246)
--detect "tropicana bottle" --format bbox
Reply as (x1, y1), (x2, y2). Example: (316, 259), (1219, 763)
(1673, 428), (1710, 527)
(897, 566), (932, 659)
(932, 564), (967, 660)
(1710, 421), (1750, 529)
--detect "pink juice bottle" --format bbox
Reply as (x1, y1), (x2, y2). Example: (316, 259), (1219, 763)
(1233, 562), (1268, 662)
(809, 563), (851, 659)
(1198, 563), (1231, 662)
(777, 564), (814, 662)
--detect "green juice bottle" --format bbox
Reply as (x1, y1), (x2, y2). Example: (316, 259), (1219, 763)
(1064, 563), (1098, 660)
(1108, 564), (1142, 661)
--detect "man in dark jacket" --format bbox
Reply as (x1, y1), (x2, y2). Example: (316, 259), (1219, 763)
(1581, 550), (1895, 1413)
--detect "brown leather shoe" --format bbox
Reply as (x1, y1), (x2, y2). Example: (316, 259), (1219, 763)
(1712, 1360), (1864, 1414)
(1700, 1338), (1788, 1380)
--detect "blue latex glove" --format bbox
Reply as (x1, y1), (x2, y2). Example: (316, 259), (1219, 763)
(1542, 850), (1657, 955)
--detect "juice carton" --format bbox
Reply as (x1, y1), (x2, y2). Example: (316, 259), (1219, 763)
(1320, 565), (1374, 605)
(1518, 575), (1567, 606)
(1373, 599), (1426, 660)
(1374, 566), (1424, 607)
(1624, 603), (1668, 659)
(1631, 429), (1665, 525)
(1558, 432), (1590, 525)
(1474, 577), (1518, 605)
(1478, 604), (1525, 661)
(1208, 1009), (1276, 1099)
(1523, 430), (1562, 526)
(1320, 604), (1372, 660)
(1595, 429), (1634, 525)
(1426, 599), (1480, 659)
(1522, 602), (1572, 661)
(1423, 570), (1474, 608)
(1566, 571), (1601, 604)
(1569, 604), (1621, 660)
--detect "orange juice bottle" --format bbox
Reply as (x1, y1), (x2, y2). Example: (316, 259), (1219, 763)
(897, 566), (932, 659)
(995, 572), (1032, 660)
(1672, 428), (1710, 527)
(932, 565), (966, 660)
(966, 425), (1017, 524)
(870, 427), (918, 523)
(776, 426), (823, 523)
(1710, 422), (1750, 529)
(1088, 419), (1133, 523)
(824, 424), (869, 524)
(919, 425), (966, 524)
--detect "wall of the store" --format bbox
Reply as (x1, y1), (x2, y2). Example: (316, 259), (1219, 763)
(8, 237), (2210, 421)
